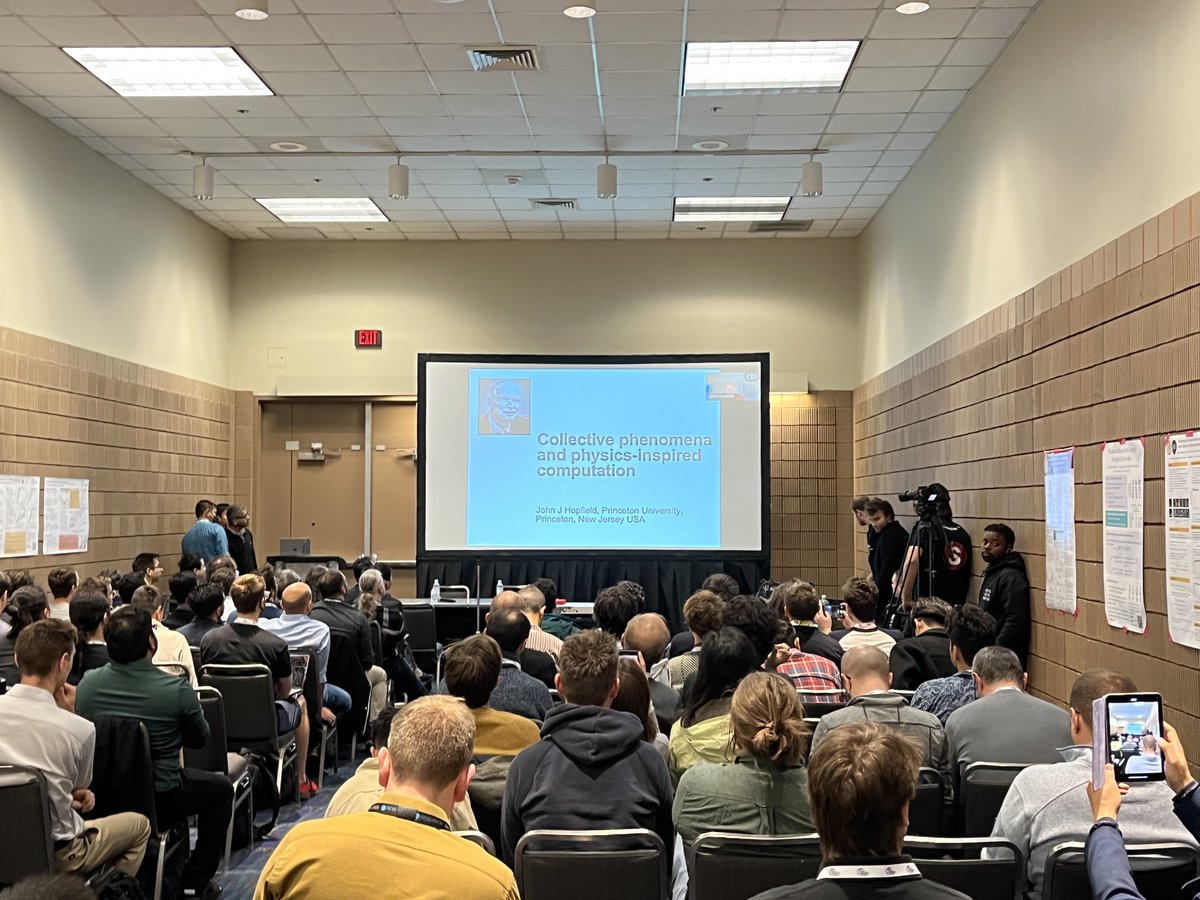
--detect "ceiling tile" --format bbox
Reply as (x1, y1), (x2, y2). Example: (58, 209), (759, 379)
(237, 45), (340, 72)
(888, 131), (934, 150)
(301, 116), (386, 136)
(819, 132), (893, 151)
(116, 15), (228, 44)
(868, 8), (972, 39)
(26, 15), (139, 45)
(430, 70), (517, 95)
(453, 115), (533, 135)
(963, 7), (1030, 38)
(495, 13), (589, 44)
(593, 12), (682, 43)
(292, 0), (392, 10)
(943, 38), (1006, 66)
(912, 89), (966, 113)
(0, 15), (53, 44)
(827, 112), (906, 133)
(878, 149), (921, 166)
(606, 116), (677, 135)
(528, 115), (604, 135)
(0, 71), (32, 94)
(684, 10), (783, 41)
(843, 66), (934, 92)
(513, 72), (598, 95)
(597, 72), (682, 96)
(345, 71), (436, 94)
(11, 71), (114, 96)
(328, 43), (425, 71)
(1, 0), (105, 13)
(16, 95), (64, 116)
(216, 14), (320, 45)
(158, 117), (239, 136)
(746, 134), (819, 150)
(105, 135), (185, 154)
(834, 91), (918, 114)
(597, 42), (682, 72)
(901, 111), (949, 131)
(50, 116), (96, 136)
(855, 39), (952, 67)
(262, 71), (356, 95)
(601, 95), (681, 117)
(417, 44), (475, 72)
(0, 46), (84, 71)
(307, 14), (411, 44)
(286, 95), (371, 117)
(379, 116), (460, 136)
(927, 65), (986, 90)
(443, 94), (527, 117)
(78, 116), (165, 136)
(776, 10), (876, 40)
(753, 114), (830, 134)
(756, 93), (839, 115)
(207, 96), (299, 117)
(50, 95), (141, 116)
(364, 94), (447, 116)
(400, 13), (497, 44)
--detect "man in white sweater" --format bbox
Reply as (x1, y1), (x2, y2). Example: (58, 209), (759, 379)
(986, 669), (1197, 900)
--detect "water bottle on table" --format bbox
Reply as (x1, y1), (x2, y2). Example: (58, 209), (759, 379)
(431, 579), (440, 602)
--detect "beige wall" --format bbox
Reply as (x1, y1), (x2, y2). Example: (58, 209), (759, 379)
(228, 239), (861, 396)
(858, 0), (1200, 382)
(0, 92), (232, 387)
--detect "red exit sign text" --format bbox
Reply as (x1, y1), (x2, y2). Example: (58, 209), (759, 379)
(355, 329), (383, 349)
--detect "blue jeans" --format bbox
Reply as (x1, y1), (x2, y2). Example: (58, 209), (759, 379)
(323, 682), (353, 719)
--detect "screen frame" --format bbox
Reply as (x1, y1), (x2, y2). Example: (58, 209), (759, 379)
(1104, 692), (1165, 783)
(416, 351), (771, 560)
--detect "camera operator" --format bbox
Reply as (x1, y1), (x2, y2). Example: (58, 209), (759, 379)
(865, 498), (909, 623)
(895, 483), (972, 610)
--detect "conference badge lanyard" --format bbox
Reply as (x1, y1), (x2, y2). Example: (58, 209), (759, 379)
(368, 803), (451, 832)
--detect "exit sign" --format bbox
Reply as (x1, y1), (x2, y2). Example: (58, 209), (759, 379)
(355, 329), (383, 349)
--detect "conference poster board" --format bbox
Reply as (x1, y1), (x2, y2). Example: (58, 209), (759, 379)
(0, 475), (39, 558)
(1165, 432), (1200, 649)
(1102, 439), (1146, 633)
(43, 477), (90, 555)
(1044, 448), (1077, 615)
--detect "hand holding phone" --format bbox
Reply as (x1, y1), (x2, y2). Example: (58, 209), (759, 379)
(1093, 693), (1165, 789)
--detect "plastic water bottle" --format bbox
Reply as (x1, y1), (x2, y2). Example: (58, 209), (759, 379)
(496, 579), (504, 596)
(431, 579), (440, 602)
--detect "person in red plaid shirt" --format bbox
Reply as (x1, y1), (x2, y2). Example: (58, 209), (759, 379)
(767, 622), (844, 702)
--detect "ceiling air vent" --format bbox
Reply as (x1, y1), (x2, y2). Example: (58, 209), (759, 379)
(530, 198), (577, 210)
(467, 45), (540, 72)
(749, 220), (813, 233)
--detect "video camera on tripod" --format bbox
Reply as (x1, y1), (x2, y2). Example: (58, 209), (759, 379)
(883, 482), (958, 631)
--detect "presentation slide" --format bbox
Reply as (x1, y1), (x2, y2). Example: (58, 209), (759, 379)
(421, 355), (767, 552)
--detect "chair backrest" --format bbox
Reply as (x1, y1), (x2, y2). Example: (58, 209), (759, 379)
(1043, 840), (1200, 900)
(0, 766), (54, 887)
(548, 688), (565, 705)
(404, 605), (437, 650)
(369, 619), (385, 667)
(515, 829), (668, 900)
(88, 717), (160, 831)
(199, 663), (279, 746)
(802, 701), (846, 718)
(687, 832), (822, 900)
(456, 829), (496, 856)
(903, 837), (1023, 900)
(960, 762), (1028, 837)
(184, 686), (231, 776)
(291, 648), (322, 733)
(155, 661), (189, 679)
(908, 768), (946, 837)
(189, 646), (202, 675)
(439, 584), (471, 601)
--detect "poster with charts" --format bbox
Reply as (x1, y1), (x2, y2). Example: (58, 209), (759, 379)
(0, 476), (39, 558)
(1044, 448), (1078, 614)
(1102, 439), (1146, 633)
(1164, 432), (1200, 649)
(43, 477), (89, 555)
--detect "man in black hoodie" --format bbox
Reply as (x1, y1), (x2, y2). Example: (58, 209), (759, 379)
(978, 523), (1031, 667)
(500, 629), (674, 864)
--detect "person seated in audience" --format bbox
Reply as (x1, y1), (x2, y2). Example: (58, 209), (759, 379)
(443, 633), (541, 756)
(668, 626), (762, 785)
(47, 567), (78, 621)
(344, 555), (373, 606)
(594, 583), (641, 637)
(752, 722), (969, 900)
(516, 584), (564, 658)
(622, 612), (682, 728)
(945, 646), (1070, 781)
(112, 572), (143, 607)
(830, 577), (903, 656)
(501, 629), (674, 864)
(978, 523), (1031, 667)
(770, 579), (843, 665)
(178, 584), (226, 647)
(723, 594), (783, 666)
(611, 656), (668, 759)
(198, 573), (315, 799)
(0, 619), (151, 879)
(910, 605), (995, 725)
(132, 553), (162, 590)
(223, 505), (257, 576)
(532, 576), (582, 641)
(889, 598), (956, 691)
(0, 570), (12, 640)
(67, 585), (111, 685)
(1125, 734), (1164, 775)
(674, 670), (814, 848)
(324, 706), (477, 828)
(484, 608), (553, 722)
(178, 552), (206, 583)
(811, 646), (952, 798)
(488, 591), (558, 689)
(223, 567), (281, 623)
(666, 573), (740, 659)
(77, 607), (231, 898)
(302, 565), (327, 605)
(181, 499), (228, 565)
(208, 565), (237, 621)
(766, 619), (843, 702)
(354, 568), (386, 621)
(96, 570), (121, 606)
(260, 582), (352, 724)
(0, 585), (50, 688)
(986, 669), (1197, 900)
(310, 568), (389, 722)
(665, 590), (723, 691)
(255, 696), (518, 900)
(163, 570), (198, 630)
(132, 584), (196, 685)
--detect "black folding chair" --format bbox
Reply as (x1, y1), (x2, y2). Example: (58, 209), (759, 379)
(908, 767), (947, 837)
(154, 662), (189, 679)
(184, 686), (255, 871)
(687, 832), (822, 900)
(802, 701), (846, 718)
(959, 762), (1028, 836)
(515, 829), (668, 900)
(903, 836), (1023, 900)
(1043, 840), (1200, 899)
(291, 648), (337, 788)
(403, 604), (440, 675)
(0, 766), (54, 887)
(456, 829), (497, 856)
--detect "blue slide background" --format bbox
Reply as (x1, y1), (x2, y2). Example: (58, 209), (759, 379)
(466, 367), (721, 548)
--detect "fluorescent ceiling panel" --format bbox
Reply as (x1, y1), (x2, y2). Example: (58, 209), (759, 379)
(683, 41), (860, 95)
(673, 196), (790, 222)
(257, 197), (389, 223)
(62, 47), (272, 98)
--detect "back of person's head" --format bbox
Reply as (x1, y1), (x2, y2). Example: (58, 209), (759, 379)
(485, 607), (530, 654)
(188, 584), (226, 621)
(518, 584), (547, 615)
(231, 573), (266, 614)
(215, 502), (230, 523)
(851, 495), (869, 514)
(1069, 669), (1138, 734)
(948, 605), (996, 665)
(0, 570), (12, 600)
(374, 561), (392, 583)
(534, 577), (557, 608)
(106, 606), (153, 664)
(723, 595), (780, 661)
(558, 629), (619, 706)
(130, 585), (165, 616)
(490, 590), (521, 614)
(911, 598), (953, 630)
(208, 555), (236, 573)
(358, 569), (384, 597)
(47, 567), (77, 600)
(178, 553), (203, 574)
(8, 570), (33, 591)
(841, 645), (891, 694)
(352, 555), (375, 581)
(731, 671), (808, 766)
(442, 634), (502, 708)
(8, 585), (48, 638)
(594, 585), (639, 636)
(279, 583), (312, 615)
(168, 571), (196, 606)
(808, 721), (923, 859)
(683, 626), (761, 725)
(303, 565), (328, 598)
(15, 619), (76, 679)
(369, 707), (399, 755)
(615, 580), (645, 611)
(275, 568), (301, 593)
(195, 499), (215, 520)
(864, 498), (895, 520)
(683, 590), (724, 639)
(611, 658), (656, 743)
(971, 646), (1023, 687)
(621, 613), (670, 666)
(69, 588), (109, 639)
(385, 696), (475, 791)
(113, 572), (142, 606)
(131, 553), (158, 575)
(700, 572), (739, 602)
(317, 568), (346, 600)
(841, 577), (879, 623)
(257, 566), (276, 601)
(771, 579), (819, 624)
(0, 874), (95, 900)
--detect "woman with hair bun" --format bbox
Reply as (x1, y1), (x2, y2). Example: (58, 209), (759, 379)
(673, 670), (815, 848)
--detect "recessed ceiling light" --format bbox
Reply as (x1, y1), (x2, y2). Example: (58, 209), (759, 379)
(235, 0), (268, 20)
(683, 40), (860, 95)
(691, 140), (730, 151)
(62, 47), (272, 98)
(269, 141), (308, 152)
(256, 198), (389, 223)
(896, 2), (931, 13)
(673, 196), (790, 222)
(563, 5), (596, 17)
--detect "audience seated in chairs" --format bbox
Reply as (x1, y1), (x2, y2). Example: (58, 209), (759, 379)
(177, 584), (226, 648)
(516, 584), (564, 659)
(500, 628), (674, 864)
(260, 583), (353, 723)
(47, 567), (77, 622)
(324, 707), (477, 830)
(254, 696), (519, 900)
(207, 566), (237, 622)
(668, 626), (762, 785)
(198, 573), (314, 800)
(611, 657), (669, 760)
(594, 584), (642, 639)
(309, 569), (388, 724)
(163, 570), (197, 631)
(769, 579), (844, 666)
(910, 605), (996, 725)
(487, 592), (558, 690)
(443, 634), (541, 758)
(830, 577), (903, 657)
(131, 585), (196, 686)
(484, 608), (553, 722)
(986, 669), (1197, 900)
(888, 599), (957, 691)
(0, 585), (50, 688)
(76, 607), (229, 898)
(751, 721), (969, 900)
(665, 590), (723, 691)
(674, 670), (815, 848)
(0, 619), (151, 878)
(765, 617), (843, 702)
(67, 585), (111, 686)
(621, 613), (682, 729)
(667, 573), (740, 659)
(0, 570), (12, 641)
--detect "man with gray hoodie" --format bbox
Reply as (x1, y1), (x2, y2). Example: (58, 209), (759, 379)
(499, 628), (674, 864)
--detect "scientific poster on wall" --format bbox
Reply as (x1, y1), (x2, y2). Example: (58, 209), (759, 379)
(1044, 448), (1078, 614)
(0, 475), (39, 558)
(43, 478), (89, 555)
(1102, 439), (1146, 632)
(1164, 432), (1200, 649)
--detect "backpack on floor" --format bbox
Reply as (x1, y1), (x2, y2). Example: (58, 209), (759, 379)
(86, 865), (147, 900)
(230, 749), (281, 849)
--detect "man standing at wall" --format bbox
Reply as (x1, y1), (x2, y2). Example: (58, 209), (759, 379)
(224, 506), (258, 577)
(978, 523), (1031, 668)
(181, 500), (229, 565)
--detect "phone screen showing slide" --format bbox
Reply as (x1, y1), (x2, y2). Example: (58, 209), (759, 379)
(1093, 693), (1164, 786)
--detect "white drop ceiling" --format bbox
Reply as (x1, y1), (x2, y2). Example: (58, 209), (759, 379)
(0, 0), (1041, 241)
